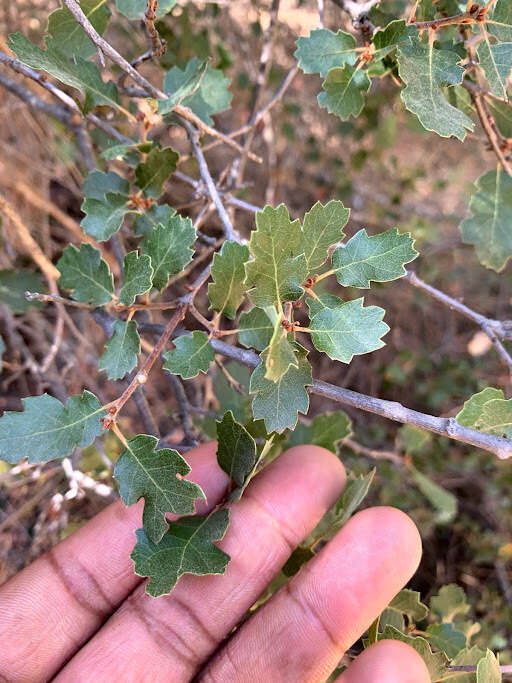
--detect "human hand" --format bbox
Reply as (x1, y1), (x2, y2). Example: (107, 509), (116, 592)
(0, 443), (429, 682)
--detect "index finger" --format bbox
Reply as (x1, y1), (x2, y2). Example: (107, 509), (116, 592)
(0, 442), (228, 683)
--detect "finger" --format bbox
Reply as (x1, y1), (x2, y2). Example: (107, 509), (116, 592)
(0, 442), (228, 683)
(54, 446), (346, 682)
(337, 640), (430, 682)
(200, 506), (422, 682)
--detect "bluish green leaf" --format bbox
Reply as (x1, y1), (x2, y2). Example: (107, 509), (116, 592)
(309, 297), (389, 363)
(456, 387), (505, 427)
(426, 623), (467, 659)
(0, 270), (45, 313)
(477, 38), (512, 99)
(163, 331), (214, 379)
(114, 434), (205, 543)
(460, 167), (512, 272)
(135, 146), (179, 198)
(99, 319), (140, 380)
(118, 251), (154, 306)
(331, 228), (417, 288)
(216, 411), (257, 487)
(490, 0), (512, 42)
(238, 307), (274, 351)
(57, 243), (113, 305)
(300, 200), (350, 271)
(159, 59), (208, 115)
(0, 391), (104, 464)
(47, 0), (111, 59)
(295, 29), (356, 77)
(208, 241), (249, 319)
(142, 214), (196, 290)
(431, 584), (470, 622)
(81, 170), (130, 241)
(318, 65), (371, 120)
(131, 509), (230, 597)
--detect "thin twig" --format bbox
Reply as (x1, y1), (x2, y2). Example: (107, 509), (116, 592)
(472, 93), (512, 176)
(166, 374), (198, 446)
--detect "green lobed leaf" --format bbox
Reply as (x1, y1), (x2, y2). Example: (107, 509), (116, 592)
(114, 434), (205, 544)
(47, 0), (111, 59)
(118, 251), (154, 306)
(460, 167), (512, 272)
(8, 33), (120, 114)
(300, 200), (350, 272)
(216, 411), (257, 487)
(379, 626), (449, 680)
(98, 319), (140, 380)
(135, 146), (179, 198)
(0, 391), (104, 464)
(0, 269), (45, 313)
(238, 307), (274, 351)
(318, 65), (371, 121)
(452, 646), (487, 683)
(305, 293), (344, 317)
(159, 59), (208, 115)
(477, 38), (512, 99)
(426, 623), (467, 659)
(250, 344), (312, 433)
(396, 34), (474, 140)
(372, 19), (415, 55)
(309, 297), (389, 363)
(81, 170), (130, 241)
(334, 469), (375, 527)
(288, 410), (352, 452)
(142, 214), (196, 290)
(430, 584), (470, 622)
(131, 508), (230, 597)
(163, 58), (232, 125)
(134, 203), (176, 237)
(208, 241), (249, 319)
(115, 0), (176, 19)
(490, 0), (512, 42)
(245, 204), (307, 309)
(57, 243), (114, 305)
(389, 589), (428, 623)
(331, 228), (417, 288)
(163, 331), (214, 379)
(476, 650), (501, 683)
(456, 387), (505, 427)
(294, 28), (356, 78)
(476, 398), (512, 438)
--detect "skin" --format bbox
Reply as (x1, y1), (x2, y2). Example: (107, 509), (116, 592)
(0, 443), (429, 682)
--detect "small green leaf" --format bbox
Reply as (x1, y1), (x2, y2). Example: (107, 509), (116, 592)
(379, 626), (449, 681)
(131, 509), (230, 597)
(389, 589), (428, 623)
(8, 33), (120, 114)
(0, 391), (104, 464)
(0, 270), (45, 313)
(331, 228), (417, 288)
(159, 59), (208, 114)
(309, 297), (389, 363)
(318, 65), (371, 120)
(99, 319), (140, 380)
(300, 200), (350, 272)
(373, 19), (415, 54)
(163, 58), (231, 125)
(398, 425), (432, 454)
(305, 293), (343, 318)
(142, 214), (196, 290)
(452, 646), (487, 683)
(461, 167), (512, 272)
(294, 29), (356, 77)
(476, 398), (512, 438)
(118, 252), (154, 306)
(409, 466), (457, 524)
(114, 434), (205, 543)
(135, 146), (179, 198)
(57, 243), (113, 305)
(208, 241), (249, 319)
(163, 331), (214, 379)
(431, 584), (470, 622)
(133, 203), (176, 237)
(426, 623), (467, 659)
(397, 34), (474, 140)
(216, 411), (257, 487)
(115, 0), (176, 19)
(245, 204), (307, 308)
(238, 307), (274, 351)
(265, 317), (298, 382)
(81, 170), (130, 241)
(250, 344), (312, 433)
(456, 387), (505, 427)
(289, 411), (352, 452)
(477, 38), (512, 99)
(47, 0), (111, 59)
